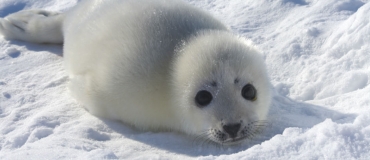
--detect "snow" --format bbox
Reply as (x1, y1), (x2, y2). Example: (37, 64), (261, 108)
(1, 0), (369, 159)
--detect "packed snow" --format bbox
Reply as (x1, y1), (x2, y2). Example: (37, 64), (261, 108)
(0, 0), (369, 159)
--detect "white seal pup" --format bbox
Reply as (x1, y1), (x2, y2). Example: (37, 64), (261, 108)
(0, 0), (271, 145)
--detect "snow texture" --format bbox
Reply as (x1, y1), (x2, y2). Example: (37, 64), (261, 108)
(1, 0), (370, 159)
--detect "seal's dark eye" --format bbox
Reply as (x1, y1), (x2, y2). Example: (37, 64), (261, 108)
(195, 90), (213, 107)
(242, 84), (257, 101)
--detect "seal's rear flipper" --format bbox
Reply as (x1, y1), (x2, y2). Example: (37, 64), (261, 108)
(0, 10), (64, 44)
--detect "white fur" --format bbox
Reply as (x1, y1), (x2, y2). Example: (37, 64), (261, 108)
(0, 0), (271, 145)
(0, 10), (63, 43)
(172, 31), (271, 137)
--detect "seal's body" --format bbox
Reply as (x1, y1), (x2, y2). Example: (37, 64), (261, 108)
(0, 0), (271, 145)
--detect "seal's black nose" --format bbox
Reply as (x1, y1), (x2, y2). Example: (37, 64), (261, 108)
(223, 123), (241, 138)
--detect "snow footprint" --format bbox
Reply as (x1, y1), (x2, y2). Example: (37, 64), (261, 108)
(27, 127), (54, 143)
(86, 128), (111, 141)
(2, 92), (11, 99)
(5, 128), (55, 148)
(0, 82), (10, 99)
(3, 132), (30, 149)
(5, 48), (21, 58)
(25, 116), (61, 143)
(31, 116), (61, 128)
(2, 116), (61, 149)
(335, 1), (365, 12)
(282, 0), (308, 5)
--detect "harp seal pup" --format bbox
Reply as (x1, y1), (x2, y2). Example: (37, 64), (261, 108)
(0, 0), (271, 145)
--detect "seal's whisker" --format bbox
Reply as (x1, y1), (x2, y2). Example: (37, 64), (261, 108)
(192, 131), (209, 144)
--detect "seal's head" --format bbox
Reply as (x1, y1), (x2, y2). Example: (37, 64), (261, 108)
(172, 31), (271, 145)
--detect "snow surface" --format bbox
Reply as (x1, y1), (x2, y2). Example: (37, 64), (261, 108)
(1, 0), (370, 159)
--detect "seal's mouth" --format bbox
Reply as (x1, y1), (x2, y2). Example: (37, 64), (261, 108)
(219, 136), (247, 145)
(207, 132), (249, 145)
(206, 121), (267, 145)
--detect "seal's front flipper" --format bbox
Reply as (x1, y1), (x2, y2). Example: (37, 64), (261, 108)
(0, 10), (64, 44)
